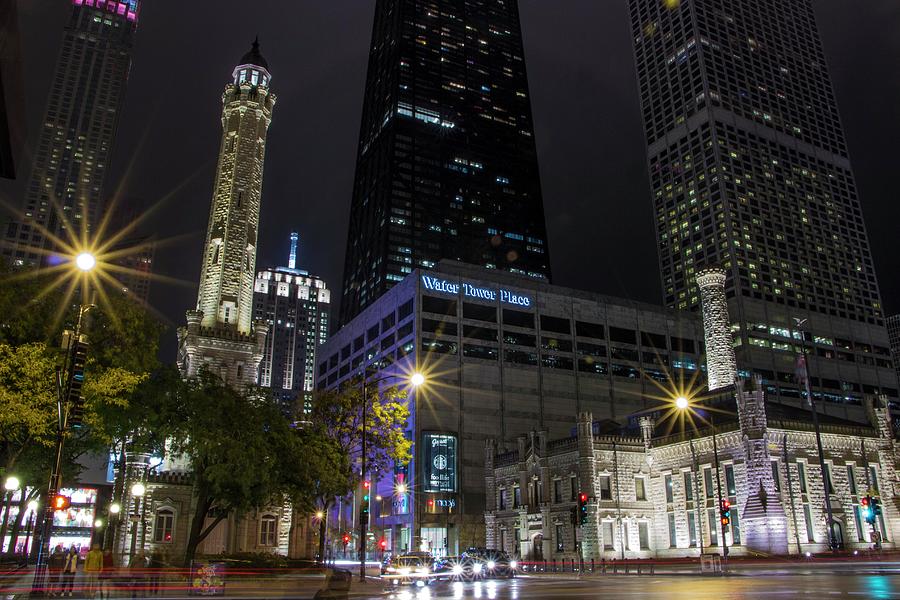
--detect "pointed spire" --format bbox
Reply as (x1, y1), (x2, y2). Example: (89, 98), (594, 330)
(288, 232), (299, 270)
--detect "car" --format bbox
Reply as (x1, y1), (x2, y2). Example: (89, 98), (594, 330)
(433, 555), (483, 581)
(382, 554), (434, 585)
(461, 548), (518, 579)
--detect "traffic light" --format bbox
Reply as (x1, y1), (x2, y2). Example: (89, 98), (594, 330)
(361, 481), (370, 517)
(720, 499), (731, 526)
(65, 341), (89, 428)
(861, 496), (872, 522)
(872, 496), (882, 519)
(426, 497), (435, 513)
(578, 493), (588, 526)
(52, 494), (71, 512)
(379, 538), (387, 551)
(342, 533), (351, 546)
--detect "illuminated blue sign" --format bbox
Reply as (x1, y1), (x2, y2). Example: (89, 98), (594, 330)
(420, 275), (531, 307)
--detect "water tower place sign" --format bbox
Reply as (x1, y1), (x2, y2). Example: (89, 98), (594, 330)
(420, 274), (532, 307)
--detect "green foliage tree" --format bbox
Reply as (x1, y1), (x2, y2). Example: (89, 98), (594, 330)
(166, 371), (308, 565)
(304, 381), (413, 561)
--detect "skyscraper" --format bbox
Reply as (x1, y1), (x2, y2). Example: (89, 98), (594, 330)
(339, 0), (552, 324)
(629, 0), (897, 411)
(253, 233), (331, 413)
(3, 0), (140, 265)
(178, 40), (274, 387)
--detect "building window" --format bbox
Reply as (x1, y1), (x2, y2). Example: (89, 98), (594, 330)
(259, 515), (277, 547)
(803, 505), (815, 542)
(707, 508), (718, 546)
(771, 461), (781, 492)
(797, 462), (808, 493)
(704, 468), (715, 498)
(513, 486), (521, 508)
(553, 480), (562, 504)
(602, 521), (614, 550)
(153, 508), (175, 543)
(847, 465), (857, 496)
(824, 463), (835, 495)
(570, 475), (578, 501)
(853, 505), (866, 542)
(667, 514), (677, 548)
(688, 512), (698, 547)
(682, 471), (693, 502)
(498, 489), (506, 511)
(664, 473), (674, 503)
(556, 524), (564, 551)
(639, 521), (651, 550)
(635, 477), (647, 501)
(869, 466), (880, 492)
(599, 475), (612, 500)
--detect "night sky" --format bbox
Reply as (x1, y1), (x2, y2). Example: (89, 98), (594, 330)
(5, 2), (900, 357)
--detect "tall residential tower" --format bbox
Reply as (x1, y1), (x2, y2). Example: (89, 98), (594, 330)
(628, 0), (897, 412)
(178, 40), (274, 387)
(340, 0), (552, 324)
(3, 0), (140, 265)
(253, 233), (331, 413)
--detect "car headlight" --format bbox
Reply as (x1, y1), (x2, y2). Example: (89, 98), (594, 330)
(509, 560), (518, 569)
(399, 568), (411, 575)
(487, 561), (496, 570)
(473, 563), (483, 573)
(452, 565), (463, 575)
(416, 567), (429, 574)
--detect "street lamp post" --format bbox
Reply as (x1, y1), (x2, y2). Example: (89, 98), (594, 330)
(129, 483), (145, 563)
(31, 252), (96, 597)
(23, 500), (38, 564)
(1, 476), (21, 552)
(675, 396), (727, 563)
(793, 317), (837, 552)
(358, 371), (425, 582)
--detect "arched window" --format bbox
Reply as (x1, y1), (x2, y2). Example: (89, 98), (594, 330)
(153, 508), (175, 543)
(259, 514), (277, 547)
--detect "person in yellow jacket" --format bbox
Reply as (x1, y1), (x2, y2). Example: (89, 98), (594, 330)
(84, 544), (104, 597)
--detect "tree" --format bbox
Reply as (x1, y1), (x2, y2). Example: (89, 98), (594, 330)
(304, 382), (413, 561)
(166, 371), (303, 565)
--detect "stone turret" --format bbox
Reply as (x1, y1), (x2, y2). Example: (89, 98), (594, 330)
(696, 266), (737, 391)
(736, 378), (788, 554)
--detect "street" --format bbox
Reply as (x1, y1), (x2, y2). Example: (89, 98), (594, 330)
(373, 573), (900, 600)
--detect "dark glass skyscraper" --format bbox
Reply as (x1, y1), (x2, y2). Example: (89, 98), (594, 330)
(3, 0), (139, 266)
(340, 0), (551, 324)
(629, 0), (897, 411)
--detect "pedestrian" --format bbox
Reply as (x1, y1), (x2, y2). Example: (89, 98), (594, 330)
(128, 550), (146, 599)
(60, 546), (79, 597)
(84, 543), (103, 597)
(98, 547), (115, 599)
(147, 549), (164, 596)
(48, 545), (66, 597)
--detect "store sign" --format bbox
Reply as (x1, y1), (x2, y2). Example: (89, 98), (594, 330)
(422, 433), (457, 493)
(420, 275), (531, 307)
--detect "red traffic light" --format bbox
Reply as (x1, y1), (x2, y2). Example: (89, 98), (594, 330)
(579, 493), (588, 503)
(862, 497), (869, 506)
(379, 538), (387, 549)
(427, 498), (434, 507)
(342, 534), (351, 545)
(722, 499), (730, 509)
(52, 495), (71, 511)
(363, 481), (371, 490)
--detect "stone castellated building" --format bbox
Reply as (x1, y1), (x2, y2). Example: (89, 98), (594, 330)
(178, 39), (274, 387)
(696, 266), (737, 391)
(486, 381), (898, 560)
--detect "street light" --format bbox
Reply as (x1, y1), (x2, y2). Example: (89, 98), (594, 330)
(109, 503), (121, 515)
(674, 395), (728, 563)
(75, 252), (96, 272)
(129, 483), (146, 561)
(358, 370), (426, 581)
(32, 250), (98, 594)
(0, 476), (21, 555)
(793, 317), (838, 552)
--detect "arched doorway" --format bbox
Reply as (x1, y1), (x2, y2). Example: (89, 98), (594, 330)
(831, 520), (845, 550)
(531, 534), (544, 561)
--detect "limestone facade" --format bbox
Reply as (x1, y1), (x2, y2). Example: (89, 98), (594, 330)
(486, 382), (899, 559)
